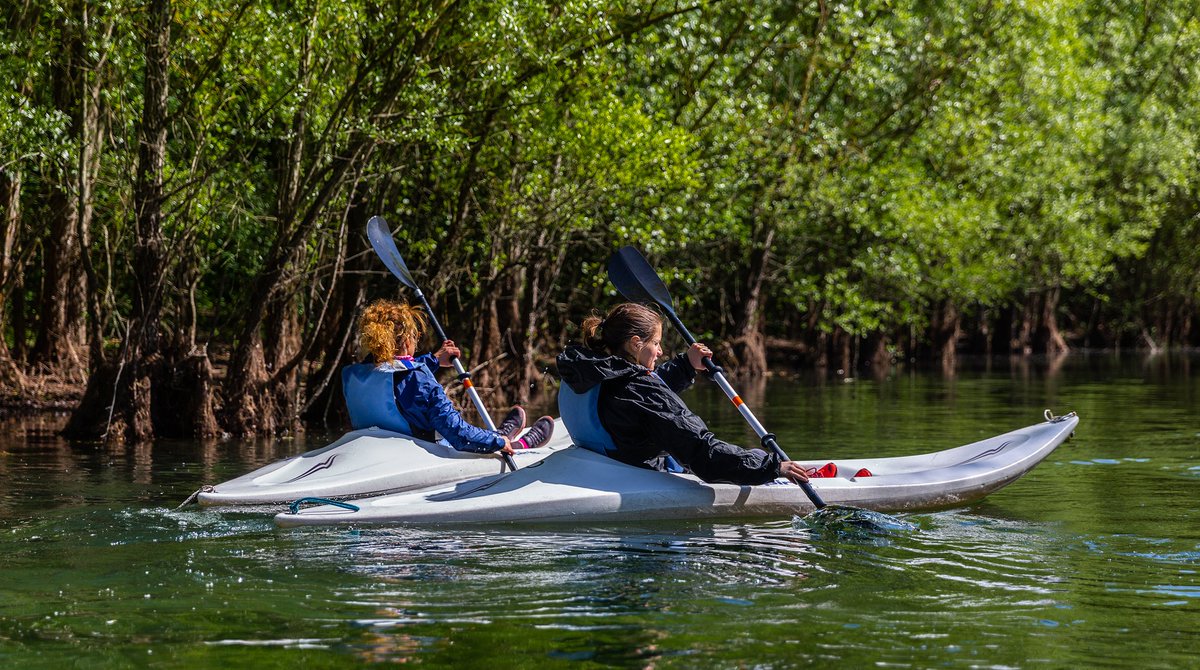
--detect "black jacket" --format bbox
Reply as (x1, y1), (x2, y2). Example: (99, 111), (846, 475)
(556, 345), (782, 485)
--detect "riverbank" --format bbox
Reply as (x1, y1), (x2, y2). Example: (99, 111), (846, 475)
(4, 346), (1196, 424)
(0, 374), (82, 415)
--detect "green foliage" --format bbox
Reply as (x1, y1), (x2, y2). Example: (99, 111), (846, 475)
(4, 0), (1199, 391)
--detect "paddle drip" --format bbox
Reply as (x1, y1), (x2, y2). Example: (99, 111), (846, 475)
(797, 505), (918, 534)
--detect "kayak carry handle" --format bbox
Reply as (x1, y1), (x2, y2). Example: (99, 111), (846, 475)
(288, 497), (361, 515)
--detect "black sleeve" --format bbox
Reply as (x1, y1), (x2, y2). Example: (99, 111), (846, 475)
(601, 376), (781, 486)
(655, 352), (697, 394)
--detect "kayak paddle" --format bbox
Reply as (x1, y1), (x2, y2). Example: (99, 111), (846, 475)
(606, 245), (828, 509)
(366, 215), (518, 473)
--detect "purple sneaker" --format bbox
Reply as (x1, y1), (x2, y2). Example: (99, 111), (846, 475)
(515, 415), (555, 450)
(497, 406), (527, 440)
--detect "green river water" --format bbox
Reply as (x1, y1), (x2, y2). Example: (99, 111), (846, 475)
(1, 353), (1197, 668)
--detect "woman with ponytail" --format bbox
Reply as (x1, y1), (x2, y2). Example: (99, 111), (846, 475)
(556, 303), (809, 486)
(342, 299), (554, 454)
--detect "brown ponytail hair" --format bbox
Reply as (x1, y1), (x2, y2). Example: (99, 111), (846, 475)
(581, 303), (662, 360)
(359, 299), (428, 363)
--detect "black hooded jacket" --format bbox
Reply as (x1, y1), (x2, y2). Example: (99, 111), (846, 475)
(556, 345), (782, 485)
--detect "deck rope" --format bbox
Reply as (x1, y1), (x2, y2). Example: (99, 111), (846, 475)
(176, 485), (214, 510)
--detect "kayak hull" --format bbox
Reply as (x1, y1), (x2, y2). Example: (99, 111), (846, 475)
(275, 414), (1078, 526)
(197, 418), (571, 506)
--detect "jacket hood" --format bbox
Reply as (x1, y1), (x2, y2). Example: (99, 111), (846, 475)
(556, 345), (641, 393)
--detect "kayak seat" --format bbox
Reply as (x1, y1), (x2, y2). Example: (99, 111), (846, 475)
(557, 383), (618, 455)
(558, 383), (686, 473)
(342, 363), (415, 435)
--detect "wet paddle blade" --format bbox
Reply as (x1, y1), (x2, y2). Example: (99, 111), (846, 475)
(366, 216), (418, 291)
(606, 246), (676, 313)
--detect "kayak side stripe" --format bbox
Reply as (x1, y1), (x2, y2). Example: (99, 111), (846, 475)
(283, 454), (339, 483)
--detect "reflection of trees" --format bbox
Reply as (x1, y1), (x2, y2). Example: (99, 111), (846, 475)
(1142, 350), (1191, 384)
(0, 414), (332, 517)
(0, 415), (83, 518)
(1046, 350), (1067, 379)
(133, 442), (153, 486)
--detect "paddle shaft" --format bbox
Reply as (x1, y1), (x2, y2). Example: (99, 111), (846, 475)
(661, 311), (828, 509)
(411, 288), (517, 471)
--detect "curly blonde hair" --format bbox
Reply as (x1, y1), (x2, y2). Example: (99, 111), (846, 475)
(359, 299), (428, 363)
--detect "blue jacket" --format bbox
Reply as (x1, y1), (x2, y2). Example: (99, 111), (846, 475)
(345, 353), (505, 453)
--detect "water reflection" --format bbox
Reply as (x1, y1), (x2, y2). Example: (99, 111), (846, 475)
(329, 523), (823, 666)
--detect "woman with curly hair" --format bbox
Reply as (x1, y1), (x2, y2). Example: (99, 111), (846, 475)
(342, 299), (554, 454)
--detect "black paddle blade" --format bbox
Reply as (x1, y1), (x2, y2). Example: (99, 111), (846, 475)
(606, 246), (676, 313)
(366, 216), (418, 290)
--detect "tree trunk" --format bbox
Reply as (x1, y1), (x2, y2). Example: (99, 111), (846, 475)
(830, 328), (851, 375)
(1011, 298), (1036, 355)
(32, 9), (96, 376)
(256, 22), (311, 433)
(508, 265), (532, 405)
(522, 231), (570, 400)
(125, 0), (171, 443)
(0, 169), (26, 390)
(731, 226), (774, 377)
(11, 270), (28, 363)
(469, 282), (506, 414)
(931, 300), (961, 372)
(866, 333), (892, 376)
(33, 171), (85, 373)
(65, 0), (171, 443)
(222, 331), (271, 435)
(302, 193), (371, 427)
(1036, 286), (1069, 354)
(813, 330), (829, 370)
(1179, 300), (1193, 346)
(263, 293), (303, 434)
(143, 345), (221, 438)
(75, 11), (107, 374)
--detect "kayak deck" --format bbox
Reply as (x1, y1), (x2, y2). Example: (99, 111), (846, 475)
(197, 418), (571, 506)
(275, 413), (1078, 526)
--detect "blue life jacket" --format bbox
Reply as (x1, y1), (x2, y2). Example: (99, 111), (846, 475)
(558, 382), (684, 473)
(342, 360), (419, 434)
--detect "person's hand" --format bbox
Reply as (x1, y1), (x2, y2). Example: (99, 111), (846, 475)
(777, 461), (810, 484)
(687, 342), (713, 371)
(499, 438), (516, 456)
(435, 339), (461, 368)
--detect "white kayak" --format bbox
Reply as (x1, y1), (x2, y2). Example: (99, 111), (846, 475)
(197, 418), (572, 506)
(274, 413), (1079, 526)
